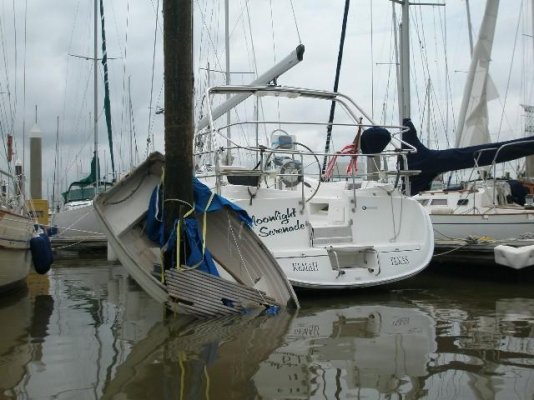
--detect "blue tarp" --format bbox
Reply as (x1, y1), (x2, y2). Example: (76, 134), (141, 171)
(146, 177), (252, 275)
(191, 177), (252, 226)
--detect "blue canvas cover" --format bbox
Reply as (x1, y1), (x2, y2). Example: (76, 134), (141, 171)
(192, 177), (252, 226)
(401, 118), (534, 195)
(146, 177), (252, 275)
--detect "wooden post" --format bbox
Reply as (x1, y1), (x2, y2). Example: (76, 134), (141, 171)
(163, 0), (194, 266)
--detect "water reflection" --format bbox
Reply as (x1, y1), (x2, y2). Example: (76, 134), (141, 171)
(1, 266), (534, 399)
(252, 303), (435, 399)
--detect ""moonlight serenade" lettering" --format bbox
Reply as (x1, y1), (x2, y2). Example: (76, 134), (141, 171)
(251, 207), (306, 237)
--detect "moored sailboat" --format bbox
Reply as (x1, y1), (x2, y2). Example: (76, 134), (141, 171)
(404, 0), (534, 269)
(194, 84), (435, 288)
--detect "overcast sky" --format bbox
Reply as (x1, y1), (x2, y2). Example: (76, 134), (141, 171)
(0, 0), (531, 203)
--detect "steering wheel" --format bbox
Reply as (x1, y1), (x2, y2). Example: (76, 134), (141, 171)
(263, 141), (322, 202)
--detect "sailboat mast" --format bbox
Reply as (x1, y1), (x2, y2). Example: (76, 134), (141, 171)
(399, 0), (410, 122)
(163, 0), (193, 248)
(225, 0), (231, 165)
(394, 1), (444, 124)
(321, 0), (350, 177)
(94, 0), (99, 193)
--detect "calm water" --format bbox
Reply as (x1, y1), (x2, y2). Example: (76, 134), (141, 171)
(1, 259), (534, 400)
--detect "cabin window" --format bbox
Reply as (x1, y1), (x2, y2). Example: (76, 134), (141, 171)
(457, 199), (469, 206)
(417, 199), (430, 206)
(430, 198), (448, 206)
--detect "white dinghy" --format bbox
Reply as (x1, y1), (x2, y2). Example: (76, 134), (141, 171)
(93, 153), (299, 317)
(195, 85), (435, 289)
(93, 1), (298, 318)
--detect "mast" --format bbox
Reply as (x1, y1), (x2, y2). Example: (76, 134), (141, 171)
(163, 0), (193, 263)
(393, 1), (445, 124)
(99, 0), (115, 180)
(321, 0), (351, 178)
(523, 0), (534, 177)
(94, 0), (99, 193)
(399, 0), (410, 122)
(225, 0), (231, 165)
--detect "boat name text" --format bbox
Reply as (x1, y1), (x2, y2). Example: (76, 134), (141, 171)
(251, 208), (306, 237)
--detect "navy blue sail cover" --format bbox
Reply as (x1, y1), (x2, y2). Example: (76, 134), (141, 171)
(360, 126), (391, 154)
(402, 118), (534, 195)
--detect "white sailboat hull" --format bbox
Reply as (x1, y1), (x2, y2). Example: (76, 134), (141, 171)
(430, 210), (534, 241)
(0, 210), (34, 291)
(52, 201), (106, 243)
(216, 182), (434, 289)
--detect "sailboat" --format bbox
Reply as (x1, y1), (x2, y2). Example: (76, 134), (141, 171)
(51, 0), (115, 251)
(187, 0), (434, 289)
(404, 0), (534, 269)
(93, 1), (299, 317)
(0, 170), (38, 291)
(0, 142), (52, 291)
(194, 83), (434, 289)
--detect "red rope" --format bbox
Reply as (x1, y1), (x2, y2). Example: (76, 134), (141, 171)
(322, 143), (359, 180)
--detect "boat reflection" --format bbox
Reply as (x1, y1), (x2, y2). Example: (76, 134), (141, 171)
(0, 282), (54, 398)
(253, 302), (436, 398)
(101, 310), (295, 399)
(2, 266), (534, 399)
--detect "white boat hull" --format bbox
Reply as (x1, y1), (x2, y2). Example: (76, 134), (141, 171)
(218, 183), (434, 289)
(430, 211), (534, 241)
(0, 210), (33, 291)
(52, 201), (106, 244)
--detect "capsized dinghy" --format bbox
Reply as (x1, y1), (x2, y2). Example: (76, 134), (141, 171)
(93, 152), (299, 318)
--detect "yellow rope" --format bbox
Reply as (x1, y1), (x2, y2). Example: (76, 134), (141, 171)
(176, 207), (194, 270)
(179, 352), (186, 400)
(157, 168), (214, 272)
(204, 365), (211, 399)
(160, 168), (166, 282)
(202, 192), (216, 257)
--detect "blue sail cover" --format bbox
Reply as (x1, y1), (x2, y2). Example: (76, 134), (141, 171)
(146, 177), (252, 275)
(401, 119), (534, 195)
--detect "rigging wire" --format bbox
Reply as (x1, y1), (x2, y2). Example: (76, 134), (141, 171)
(288, 0), (301, 44)
(117, 0), (131, 174)
(146, 0), (160, 157)
(496, 4), (523, 142)
(0, 4), (11, 172)
(11, 0), (18, 139)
